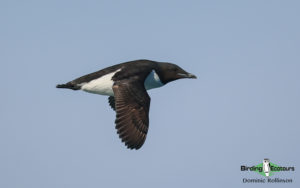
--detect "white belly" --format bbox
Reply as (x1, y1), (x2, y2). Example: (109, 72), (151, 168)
(81, 69), (121, 96)
(263, 163), (270, 172)
(80, 69), (163, 96)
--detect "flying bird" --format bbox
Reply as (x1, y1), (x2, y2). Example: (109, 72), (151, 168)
(57, 59), (196, 149)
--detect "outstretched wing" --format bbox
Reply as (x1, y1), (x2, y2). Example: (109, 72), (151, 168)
(108, 96), (115, 111)
(112, 80), (150, 149)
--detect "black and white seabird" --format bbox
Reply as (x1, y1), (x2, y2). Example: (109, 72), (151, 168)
(57, 59), (196, 150)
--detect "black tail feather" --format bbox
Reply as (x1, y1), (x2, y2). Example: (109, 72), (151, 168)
(56, 83), (80, 90)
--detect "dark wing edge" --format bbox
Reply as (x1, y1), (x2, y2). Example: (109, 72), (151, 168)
(108, 96), (116, 111)
(112, 80), (151, 150)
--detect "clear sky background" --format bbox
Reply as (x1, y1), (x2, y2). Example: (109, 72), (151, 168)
(1, 1), (299, 187)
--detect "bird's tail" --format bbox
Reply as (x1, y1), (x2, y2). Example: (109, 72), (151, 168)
(56, 82), (80, 90)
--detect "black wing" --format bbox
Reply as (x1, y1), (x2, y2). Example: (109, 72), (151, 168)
(108, 96), (116, 111)
(112, 80), (150, 150)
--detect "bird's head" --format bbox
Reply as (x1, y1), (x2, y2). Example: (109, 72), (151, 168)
(157, 62), (197, 84)
(263, 159), (270, 164)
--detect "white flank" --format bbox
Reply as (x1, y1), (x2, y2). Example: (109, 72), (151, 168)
(144, 70), (164, 90)
(81, 69), (121, 96)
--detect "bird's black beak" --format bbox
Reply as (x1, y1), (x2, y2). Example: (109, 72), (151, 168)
(187, 73), (197, 79)
(177, 73), (197, 79)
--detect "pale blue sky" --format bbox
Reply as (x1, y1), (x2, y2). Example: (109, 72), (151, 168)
(1, 1), (299, 187)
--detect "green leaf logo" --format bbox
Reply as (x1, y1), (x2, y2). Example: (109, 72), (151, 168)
(254, 162), (281, 177)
